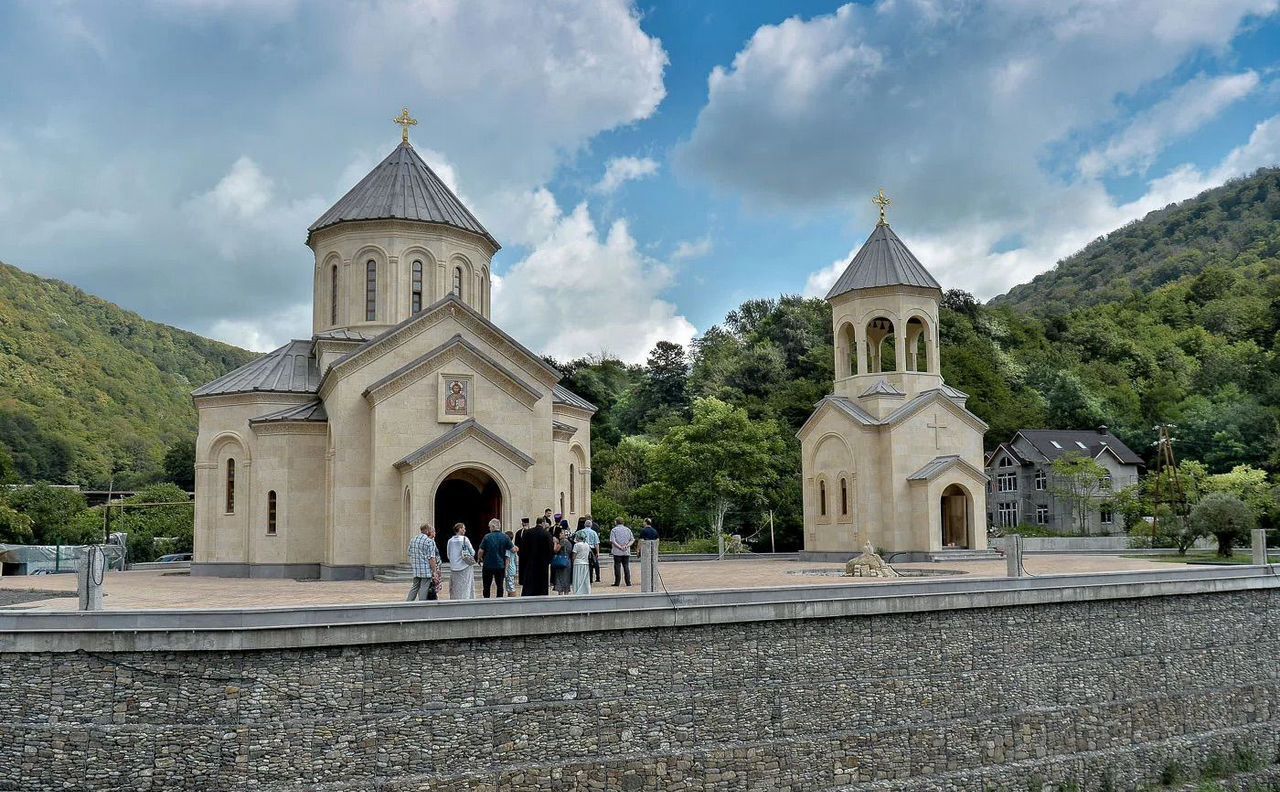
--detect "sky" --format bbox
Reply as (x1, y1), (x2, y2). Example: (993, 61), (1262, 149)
(1, 0), (1279, 363)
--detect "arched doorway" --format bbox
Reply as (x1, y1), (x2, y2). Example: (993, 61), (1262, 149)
(433, 468), (502, 560)
(940, 484), (970, 548)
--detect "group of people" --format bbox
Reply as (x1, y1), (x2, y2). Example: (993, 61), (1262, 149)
(405, 510), (658, 602)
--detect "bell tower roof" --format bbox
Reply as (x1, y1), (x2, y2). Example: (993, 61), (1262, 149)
(825, 221), (941, 300)
(307, 139), (499, 250)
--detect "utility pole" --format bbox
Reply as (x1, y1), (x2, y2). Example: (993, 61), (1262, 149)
(769, 510), (775, 554)
(1150, 424), (1189, 546)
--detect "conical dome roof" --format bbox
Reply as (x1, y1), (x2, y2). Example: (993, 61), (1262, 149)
(825, 223), (941, 300)
(307, 143), (498, 249)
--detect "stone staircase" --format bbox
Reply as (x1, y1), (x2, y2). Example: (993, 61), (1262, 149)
(925, 548), (1004, 563)
(374, 564), (415, 583)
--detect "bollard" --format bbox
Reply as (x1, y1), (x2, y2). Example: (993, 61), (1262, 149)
(1005, 534), (1024, 578)
(640, 539), (659, 593)
(1252, 528), (1268, 566)
(77, 545), (106, 611)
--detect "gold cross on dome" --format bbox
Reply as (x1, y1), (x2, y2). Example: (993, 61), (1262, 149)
(872, 189), (892, 226)
(393, 107), (418, 145)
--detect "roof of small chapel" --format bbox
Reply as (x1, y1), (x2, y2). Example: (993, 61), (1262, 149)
(825, 223), (942, 300)
(192, 340), (320, 397)
(307, 142), (499, 249)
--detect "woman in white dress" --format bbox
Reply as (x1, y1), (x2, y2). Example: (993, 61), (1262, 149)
(446, 522), (477, 600)
(571, 530), (592, 596)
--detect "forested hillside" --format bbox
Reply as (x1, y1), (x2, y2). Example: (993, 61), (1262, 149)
(0, 261), (254, 487)
(994, 168), (1280, 313)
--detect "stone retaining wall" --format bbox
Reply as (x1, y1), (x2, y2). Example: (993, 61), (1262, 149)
(2, 584), (1278, 790)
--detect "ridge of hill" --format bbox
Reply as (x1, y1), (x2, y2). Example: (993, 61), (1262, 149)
(0, 261), (256, 487)
(992, 167), (1280, 313)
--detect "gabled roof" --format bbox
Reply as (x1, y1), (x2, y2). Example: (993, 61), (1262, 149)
(250, 400), (327, 424)
(394, 419), (535, 471)
(313, 328), (370, 342)
(800, 389), (987, 439)
(193, 340), (320, 397)
(308, 142), (498, 249)
(907, 455), (989, 483)
(859, 379), (905, 398)
(552, 384), (597, 413)
(1013, 429), (1143, 466)
(323, 294), (561, 387)
(986, 441), (1028, 467)
(360, 333), (541, 407)
(825, 223), (942, 300)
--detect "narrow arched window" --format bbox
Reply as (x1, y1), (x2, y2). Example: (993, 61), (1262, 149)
(411, 260), (424, 314)
(365, 260), (377, 321)
(330, 265), (339, 325)
(569, 464), (576, 512)
(225, 458), (236, 514)
(559, 491), (566, 516)
(840, 478), (848, 516)
(266, 490), (277, 535)
(452, 266), (463, 299)
(819, 480), (827, 517)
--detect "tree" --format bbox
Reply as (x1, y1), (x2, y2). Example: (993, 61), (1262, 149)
(3, 483), (88, 545)
(1048, 453), (1110, 535)
(0, 502), (34, 544)
(649, 398), (785, 539)
(162, 439), (196, 491)
(0, 444), (17, 485)
(1189, 492), (1256, 557)
(112, 483), (193, 563)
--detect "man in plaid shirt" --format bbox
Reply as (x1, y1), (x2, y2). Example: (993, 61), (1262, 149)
(406, 523), (441, 602)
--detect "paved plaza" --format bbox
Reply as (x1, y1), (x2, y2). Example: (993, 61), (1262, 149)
(0, 553), (1208, 611)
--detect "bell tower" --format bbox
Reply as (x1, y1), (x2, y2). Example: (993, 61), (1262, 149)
(828, 191), (944, 418)
(305, 107), (499, 338)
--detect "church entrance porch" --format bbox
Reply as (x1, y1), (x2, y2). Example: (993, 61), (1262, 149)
(434, 468), (502, 560)
(940, 484), (971, 549)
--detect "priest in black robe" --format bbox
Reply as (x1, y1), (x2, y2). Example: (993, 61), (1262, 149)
(519, 519), (554, 597)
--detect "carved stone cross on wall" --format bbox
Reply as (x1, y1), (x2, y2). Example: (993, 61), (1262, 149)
(927, 413), (949, 449)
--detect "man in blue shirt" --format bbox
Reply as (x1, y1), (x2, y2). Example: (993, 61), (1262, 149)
(477, 518), (513, 598)
(581, 515), (601, 583)
(406, 523), (440, 602)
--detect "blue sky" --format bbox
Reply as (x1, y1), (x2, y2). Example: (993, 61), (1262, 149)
(1, 1), (1279, 362)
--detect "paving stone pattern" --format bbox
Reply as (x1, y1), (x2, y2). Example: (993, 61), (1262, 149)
(2, 589), (1278, 790)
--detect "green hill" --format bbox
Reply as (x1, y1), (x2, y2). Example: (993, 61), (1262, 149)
(992, 167), (1280, 313)
(0, 261), (255, 487)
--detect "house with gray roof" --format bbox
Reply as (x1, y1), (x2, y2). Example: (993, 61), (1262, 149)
(984, 427), (1144, 535)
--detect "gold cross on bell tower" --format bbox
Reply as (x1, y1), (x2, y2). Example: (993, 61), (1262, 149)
(872, 188), (892, 226)
(393, 107), (418, 145)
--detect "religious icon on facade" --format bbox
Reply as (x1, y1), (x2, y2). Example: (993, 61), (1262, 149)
(445, 379), (469, 415)
(438, 374), (473, 423)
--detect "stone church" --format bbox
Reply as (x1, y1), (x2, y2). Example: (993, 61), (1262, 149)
(191, 113), (595, 579)
(798, 197), (989, 559)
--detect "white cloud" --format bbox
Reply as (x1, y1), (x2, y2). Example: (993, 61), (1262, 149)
(0, 1), (669, 353)
(209, 303), (313, 352)
(671, 236), (714, 261)
(493, 199), (695, 364)
(347, 0), (667, 193)
(1079, 71), (1260, 177)
(679, 0), (1280, 299)
(593, 156), (660, 194)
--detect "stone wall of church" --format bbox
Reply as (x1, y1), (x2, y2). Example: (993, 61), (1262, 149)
(2, 587), (1277, 790)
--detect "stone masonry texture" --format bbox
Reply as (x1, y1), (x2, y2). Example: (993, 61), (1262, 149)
(2, 589), (1278, 790)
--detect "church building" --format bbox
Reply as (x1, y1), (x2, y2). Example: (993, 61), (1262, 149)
(798, 193), (989, 559)
(191, 110), (595, 579)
